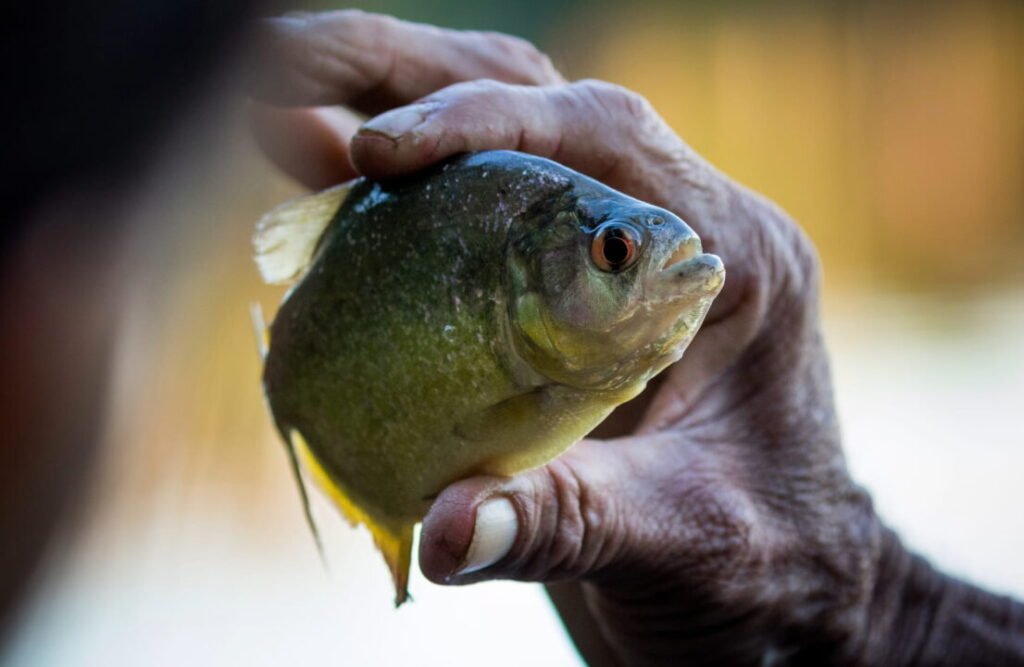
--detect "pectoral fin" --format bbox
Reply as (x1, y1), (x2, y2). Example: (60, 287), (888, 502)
(289, 430), (414, 606)
(457, 385), (626, 478)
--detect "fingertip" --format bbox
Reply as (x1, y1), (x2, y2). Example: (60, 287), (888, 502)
(419, 476), (508, 584)
(349, 126), (442, 179)
(348, 131), (402, 179)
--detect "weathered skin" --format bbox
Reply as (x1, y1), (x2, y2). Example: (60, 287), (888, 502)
(260, 150), (723, 600)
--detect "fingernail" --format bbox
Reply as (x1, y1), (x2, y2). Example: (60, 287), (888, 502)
(457, 497), (518, 575)
(359, 105), (432, 141)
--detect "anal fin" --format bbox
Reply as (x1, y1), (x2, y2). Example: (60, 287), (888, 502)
(289, 430), (414, 606)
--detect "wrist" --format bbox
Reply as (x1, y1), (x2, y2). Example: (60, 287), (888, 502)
(854, 527), (943, 665)
(850, 526), (1024, 666)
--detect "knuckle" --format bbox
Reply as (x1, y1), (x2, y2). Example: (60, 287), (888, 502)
(736, 189), (823, 316)
(518, 460), (614, 578)
(288, 11), (377, 87)
(482, 32), (534, 57)
(313, 9), (368, 40)
(528, 51), (559, 81)
(573, 79), (654, 123)
(792, 225), (823, 284)
(672, 481), (759, 579)
(502, 36), (558, 82)
(357, 12), (398, 42)
(471, 77), (514, 96)
(427, 78), (512, 108)
(463, 31), (560, 84)
(348, 12), (406, 54)
(769, 208), (823, 305)
(542, 460), (590, 572)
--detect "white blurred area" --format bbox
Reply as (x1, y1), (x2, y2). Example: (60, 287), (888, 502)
(7, 286), (1024, 667)
(4, 2), (1024, 664)
(828, 290), (1024, 595)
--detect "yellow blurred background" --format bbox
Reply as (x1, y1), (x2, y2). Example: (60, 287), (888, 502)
(6, 1), (1023, 665)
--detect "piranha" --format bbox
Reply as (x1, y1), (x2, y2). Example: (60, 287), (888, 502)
(254, 150), (724, 605)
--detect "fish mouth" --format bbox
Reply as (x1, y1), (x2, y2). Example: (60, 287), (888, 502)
(652, 236), (725, 302)
(660, 235), (702, 271)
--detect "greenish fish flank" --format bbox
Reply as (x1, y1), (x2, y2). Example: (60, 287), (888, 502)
(254, 150), (724, 605)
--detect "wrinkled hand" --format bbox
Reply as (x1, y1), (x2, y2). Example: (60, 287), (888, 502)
(251, 12), (889, 665)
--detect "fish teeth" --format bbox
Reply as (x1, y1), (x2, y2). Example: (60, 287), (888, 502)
(661, 236), (701, 270)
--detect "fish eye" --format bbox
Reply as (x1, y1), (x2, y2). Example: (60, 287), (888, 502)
(591, 222), (641, 273)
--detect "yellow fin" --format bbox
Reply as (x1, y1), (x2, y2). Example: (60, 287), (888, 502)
(289, 430), (414, 606)
(254, 182), (354, 285)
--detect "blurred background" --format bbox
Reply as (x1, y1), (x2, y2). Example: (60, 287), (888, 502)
(4, 0), (1023, 665)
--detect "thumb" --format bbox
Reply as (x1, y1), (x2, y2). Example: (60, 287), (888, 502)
(419, 438), (654, 585)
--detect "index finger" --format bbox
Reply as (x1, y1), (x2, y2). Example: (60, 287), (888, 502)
(248, 10), (564, 113)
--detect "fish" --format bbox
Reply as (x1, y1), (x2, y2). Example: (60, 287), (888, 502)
(253, 150), (724, 605)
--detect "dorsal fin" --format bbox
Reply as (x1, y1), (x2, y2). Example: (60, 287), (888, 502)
(253, 181), (354, 285)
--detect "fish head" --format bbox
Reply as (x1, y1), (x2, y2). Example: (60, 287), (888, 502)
(507, 189), (725, 391)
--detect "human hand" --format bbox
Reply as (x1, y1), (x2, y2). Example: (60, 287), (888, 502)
(248, 10), (562, 189)
(249, 12), (983, 666)
(347, 81), (881, 665)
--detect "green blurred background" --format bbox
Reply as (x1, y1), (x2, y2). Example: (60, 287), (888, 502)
(6, 1), (1023, 665)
